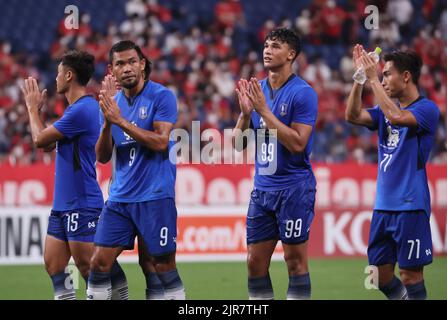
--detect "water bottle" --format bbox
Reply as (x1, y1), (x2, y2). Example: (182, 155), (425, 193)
(352, 47), (382, 85)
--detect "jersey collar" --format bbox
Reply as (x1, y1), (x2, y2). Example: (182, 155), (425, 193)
(266, 74), (296, 100)
(71, 95), (93, 105)
(123, 80), (149, 106)
(400, 96), (424, 109)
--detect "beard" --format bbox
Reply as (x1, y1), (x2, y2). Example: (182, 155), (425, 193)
(56, 84), (68, 94)
(120, 76), (139, 89)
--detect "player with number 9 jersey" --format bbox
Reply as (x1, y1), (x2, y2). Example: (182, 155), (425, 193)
(88, 40), (185, 301)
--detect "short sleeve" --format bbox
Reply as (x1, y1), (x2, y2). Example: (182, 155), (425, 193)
(291, 86), (318, 127)
(153, 90), (178, 124)
(366, 105), (380, 131)
(408, 102), (440, 134)
(53, 105), (87, 139)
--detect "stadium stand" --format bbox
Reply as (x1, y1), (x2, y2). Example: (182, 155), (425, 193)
(0, 0), (446, 165)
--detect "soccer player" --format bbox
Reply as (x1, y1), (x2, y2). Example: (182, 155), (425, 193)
(87, 40), (185, 300)
(345, 45), (440, 300)
(232, 28), (318, 300)
(99, 71), (165, 300)
(21, 50), (128, 300)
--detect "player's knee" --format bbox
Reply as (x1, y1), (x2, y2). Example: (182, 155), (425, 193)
(399, 269), (423, 286)
(44, 256), (65, 276)
(284, 254), (307, 274)
(247, 256), (268, 276)
(89, 252), (112, 273)
(152, 253), (176, 272)
(138, 256), (153, 275)
(75, 260), (91, 279)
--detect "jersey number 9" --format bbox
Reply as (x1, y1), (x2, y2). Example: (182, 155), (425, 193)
(129, 147), (136, 167)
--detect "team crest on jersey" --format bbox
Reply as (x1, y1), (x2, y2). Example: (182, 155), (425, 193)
(139, 106), (148, 119)
(279, 103), (288, 116)
(386, 125), (400, 148)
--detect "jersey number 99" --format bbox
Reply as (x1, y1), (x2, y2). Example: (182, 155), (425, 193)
(261, 143), (274, 162)
(285, 219), (302, 238)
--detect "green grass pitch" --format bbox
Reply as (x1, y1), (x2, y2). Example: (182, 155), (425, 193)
(0, 258), (445, 300)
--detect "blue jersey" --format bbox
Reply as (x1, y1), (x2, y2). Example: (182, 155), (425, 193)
(251, 75), (318, 191)
(104, 81), (177, 202)
(367, 97), (440, 215)
(52, 96), (104, 211)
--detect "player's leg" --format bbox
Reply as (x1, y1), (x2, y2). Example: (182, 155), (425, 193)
(67, 208), (129, 300)
(63, 208), (99, 281)
(152, 252), (185, 299)
(246, 189), (279, 300)
(281, 242), (311, 300)
(109, 260), (129, 300)
(44, 235), (75, 300)
(278, 174), (316, 300)
(68, 241), (94, 280)
(135, 199), (185, 300)
(247, 240), (277, 300)
(87, 201), (135, 300)
(138, 236), (164, 300)
(45, 210), (75, 300)
(88, 246), (123, 300)
(69, 242), (128, 299)
(400, 266), (425, 299)
(368, 211), (408, 300)
(396, 211), (433, 300)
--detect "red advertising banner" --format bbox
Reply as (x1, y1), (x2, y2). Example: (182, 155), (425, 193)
(0, 163), (446, 261)
(1, 163), (446, 208)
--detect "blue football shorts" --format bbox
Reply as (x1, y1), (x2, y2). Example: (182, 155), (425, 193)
(47, 208), (101, 242)
(368, 210), (433, 269)
(94, 198), (177, 256)
(246, 172), (316, 245)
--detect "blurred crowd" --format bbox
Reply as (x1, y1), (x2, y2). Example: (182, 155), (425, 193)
(0, 0), (447, 165)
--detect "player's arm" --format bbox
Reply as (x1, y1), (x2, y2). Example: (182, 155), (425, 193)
(96, 75), (119, 163)
(232, 79), (253, 151)
(362, 52), (417, 127)
(345, 82), (375, 127)
(96, 120), (114, 164)
(248, 77), (311, 153)
(98, 91), (172, 152)
(345, 44), (375, 127)
(21, 77), (64, 149)
(119, 119), (173, 152)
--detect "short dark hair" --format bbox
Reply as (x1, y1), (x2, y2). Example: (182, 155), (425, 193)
(60, 50), (95, 86)
(265, 28), (301, 61)
(109, 40), (152, 78)
(384, 50), (422, 85)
